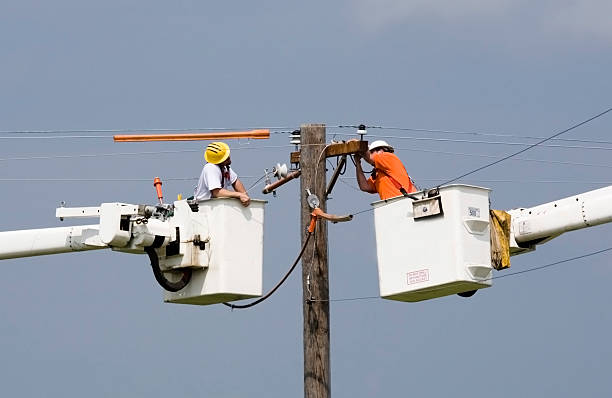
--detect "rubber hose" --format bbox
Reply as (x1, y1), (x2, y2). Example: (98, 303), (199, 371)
(144, 246), (192, 292)
(222, 231), (312, 310)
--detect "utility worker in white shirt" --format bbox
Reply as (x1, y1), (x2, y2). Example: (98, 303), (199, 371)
(194, 142), (251, 207)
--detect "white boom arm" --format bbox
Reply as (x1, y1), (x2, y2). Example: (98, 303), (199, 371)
(0, 225), (105, 260)
(0, 197), (267, 306)
(0, 201), (206, 293)
(0, 203), (171, 260)
(507, 185), (612, 255)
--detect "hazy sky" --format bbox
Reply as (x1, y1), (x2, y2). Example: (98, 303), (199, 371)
(1, 1), (611, 397)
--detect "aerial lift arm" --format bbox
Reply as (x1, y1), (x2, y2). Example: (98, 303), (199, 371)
(0, 225), (105, 260)
(507, 185), (612, 256)
(0, 201), (188, 290)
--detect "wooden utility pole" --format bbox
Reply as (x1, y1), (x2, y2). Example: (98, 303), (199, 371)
(300, 124), (330, 398)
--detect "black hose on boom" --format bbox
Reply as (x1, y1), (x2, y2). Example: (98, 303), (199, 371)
(145, 244), (192, 292)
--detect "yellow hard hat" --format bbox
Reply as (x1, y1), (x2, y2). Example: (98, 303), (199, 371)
(204, 142), (230, 164)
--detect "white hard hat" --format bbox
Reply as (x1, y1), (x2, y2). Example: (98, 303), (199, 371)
(368, 140), (393, 151)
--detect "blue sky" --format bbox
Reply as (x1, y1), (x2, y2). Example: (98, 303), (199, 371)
(1, 1), (611, 397)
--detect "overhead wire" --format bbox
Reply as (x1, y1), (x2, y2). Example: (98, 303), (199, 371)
(6, 131), (612, 153)
(0, 177), (199, 182)
(395, 147), (612, 169)
(0, 144), (293, 163)
(0, 127), (296, 135)
(439, 107), (612, 186)
(246, 173), (270, 193)
(3, 176), (610, 185)
(309, 245), (612, 303)
(330, 132), (612, 151)
(338, 177), (612, 185)
(334, 124), (612, 146)
(3, 122), (610, 147)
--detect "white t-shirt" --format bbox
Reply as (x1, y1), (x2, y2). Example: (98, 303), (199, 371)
(194, 163), (238, 201)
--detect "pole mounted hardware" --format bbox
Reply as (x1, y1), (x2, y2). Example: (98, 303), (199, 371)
(290, 140), (368, 165)
(305, 190), (352, 233)
(357, 124), (367, 141)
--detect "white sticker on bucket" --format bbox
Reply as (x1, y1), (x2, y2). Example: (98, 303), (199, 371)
(407, 269), (429, 285)
(468, 207), (480, 218)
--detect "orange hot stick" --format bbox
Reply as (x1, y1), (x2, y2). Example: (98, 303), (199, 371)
(113, 129), (270, 142)
(153, 177), (163, 204)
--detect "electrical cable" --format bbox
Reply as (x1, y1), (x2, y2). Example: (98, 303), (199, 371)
(222, 231), (312, 309)
(246, 172), (270, 193)
(0, 135), (113, 139)
(330, 132), (612, 152)
(338, 177), (612, 185)
(333, 124), (612, 146)
(0, 145), (293, 163)
(5, 122), (608, 147)
(0, 149), (198, 162)
(309, 245), (612, 303)
(0, 177), (199, 182)
(0, 126), (296, 135)
(4, 145), (612, 174)
(5, 176), (608, 185)
(439, 107), (612, 186)
(491, 246), (612, 280)
(394, 147), (612, 169)
(0, 134), (295, 140)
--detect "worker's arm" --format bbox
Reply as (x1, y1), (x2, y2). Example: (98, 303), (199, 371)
(211, 187), (250, 207)
(232, 178), (251, 207)
(361, 150), (374, 166)
(232, 178), (247, 193)
(353, 154), (377, 194)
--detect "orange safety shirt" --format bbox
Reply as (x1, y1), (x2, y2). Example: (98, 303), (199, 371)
(366, 151), (416, 200)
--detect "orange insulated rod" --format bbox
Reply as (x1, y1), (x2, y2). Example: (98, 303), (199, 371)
(113, 129), (270, 142)
(153, 177), (163, 204)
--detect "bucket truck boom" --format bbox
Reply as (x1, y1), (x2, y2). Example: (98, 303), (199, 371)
(507, 185), (612, 256)
(0, 224), (105, 259)
(0, 196), (266, 305)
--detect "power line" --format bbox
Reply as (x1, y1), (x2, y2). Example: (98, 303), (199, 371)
(439, 107), (612, 186)
(0, 126), (295, 135)
(2, 122), (609, 147)
(0, 150), (199, 162)
(0, 145), (293, 162)
(3, 144), (612, 173)
(396, 147), (612, 169)
(0, 178), (199, 182)
(0, 176), (270, 182)
(493, 246), (612, 280)
(334, 124), (612, 146)
(338, 177), (612, 185)
(4, 133), (612, 170)
(0, 135), (113, 139)
(331, 132), (612, 151)
(2, 176), (609, 185)
(7, 131), (612, 153)
(311, 246), (612, 303)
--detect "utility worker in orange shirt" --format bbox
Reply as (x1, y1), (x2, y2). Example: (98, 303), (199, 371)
(353, 140), (417, 200)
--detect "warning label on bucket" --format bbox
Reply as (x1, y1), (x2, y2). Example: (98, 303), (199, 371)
(407, 269), (429, 285)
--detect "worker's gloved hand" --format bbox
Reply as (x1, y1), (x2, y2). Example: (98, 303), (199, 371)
(238, 193), (251, 207)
